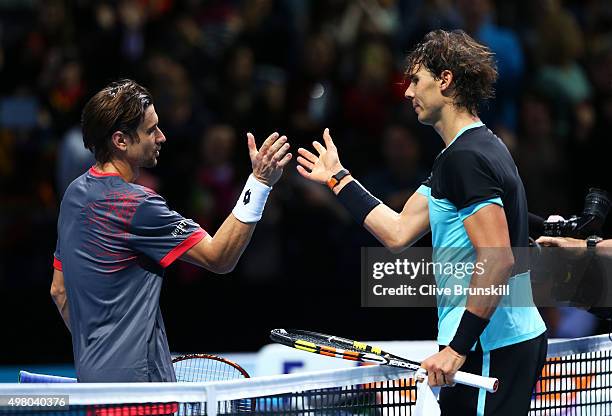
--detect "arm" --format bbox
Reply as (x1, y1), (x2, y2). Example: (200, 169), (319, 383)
(50, 269), (70, 332)
(421, 203), (514, 386)
(462, 204), (515, 317)
(181, 217), (256, 274)
(296, 128), (430, 252)
(536, 236), (612, 260)
(363, 191), (430, 252)
(181, 132), (292, 273)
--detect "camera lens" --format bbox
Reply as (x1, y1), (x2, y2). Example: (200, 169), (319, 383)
(582, 188), (611, 222)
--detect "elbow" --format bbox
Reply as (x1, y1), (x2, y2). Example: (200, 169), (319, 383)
(216, 265), (236, 275)
(504, 256), (515, 273)
(498, 252), (515, 274)
(386, 242), (406, 254)
(385, 235), (408, 254)
(383, 220), (410, 253)
(210, 260), (237, 275)
(50, 283), (65, 302)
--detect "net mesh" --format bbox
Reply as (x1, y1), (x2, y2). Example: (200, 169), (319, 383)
(1, 334), (611, 415)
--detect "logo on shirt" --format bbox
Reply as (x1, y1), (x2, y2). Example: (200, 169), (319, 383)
(243, 189), (251, 205)
(171, 220), (189, 237)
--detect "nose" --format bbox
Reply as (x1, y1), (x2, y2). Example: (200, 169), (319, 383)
(157, 127), (166, 143)
(404, 83), (414, 100)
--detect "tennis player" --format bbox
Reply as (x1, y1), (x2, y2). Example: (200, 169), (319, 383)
(50, 79), (291, 382)
(296, 30), (546, 415)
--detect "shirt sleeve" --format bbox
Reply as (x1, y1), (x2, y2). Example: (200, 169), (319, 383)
(129, 193), (207, 268)
(442, 150), (503, 210)
(53, 235), (62, 271)
(457, 197), (504, 222)
(421, 173), (432, 188)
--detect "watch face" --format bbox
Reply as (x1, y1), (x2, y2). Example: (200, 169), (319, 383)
(587, 236), (602, 247)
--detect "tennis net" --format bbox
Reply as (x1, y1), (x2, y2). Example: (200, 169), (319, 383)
(0, 334), (610, 415)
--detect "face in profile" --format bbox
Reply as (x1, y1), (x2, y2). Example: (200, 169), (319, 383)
(127, 105), (166, 168)
(404, 66), (445, 126)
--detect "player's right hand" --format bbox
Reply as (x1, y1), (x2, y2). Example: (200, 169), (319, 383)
(296, 128), (345, 185)
(248, 132), (292, 187)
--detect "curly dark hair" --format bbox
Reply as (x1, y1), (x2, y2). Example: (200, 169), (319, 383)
(81, 79), (153, 163)
(404, 30), (498, 115)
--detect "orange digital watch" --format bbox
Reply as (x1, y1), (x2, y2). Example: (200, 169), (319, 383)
(327, 169), (350, 190)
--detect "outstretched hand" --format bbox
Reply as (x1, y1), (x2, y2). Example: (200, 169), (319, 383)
(296, 128), (345, 185)
(248, 132), (292, 187)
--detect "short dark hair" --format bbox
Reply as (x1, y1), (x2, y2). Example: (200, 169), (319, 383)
(404, 30), (498, 115)
(82, 79), (153, 163)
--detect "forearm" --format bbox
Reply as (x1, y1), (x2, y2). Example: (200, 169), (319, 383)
(51, 278), (70, 331)
(597, 239), (612, 258)
(183, 215), (256, 274)
(55, 297), (71, 332)
(363, 205), (425, 251)
(333, 176), (429, 251)
(208, 214), (257, 273)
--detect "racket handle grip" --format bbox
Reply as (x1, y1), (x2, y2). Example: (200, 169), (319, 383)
(454, 371), (498, 393)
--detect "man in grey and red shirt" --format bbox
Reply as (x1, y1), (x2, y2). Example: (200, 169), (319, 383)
(51, 79), (292, 382)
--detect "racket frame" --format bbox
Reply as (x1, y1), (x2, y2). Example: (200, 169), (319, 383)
(271, 328), (499, 393)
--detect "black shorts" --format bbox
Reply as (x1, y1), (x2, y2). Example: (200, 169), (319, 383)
(439, 331), (548, 416)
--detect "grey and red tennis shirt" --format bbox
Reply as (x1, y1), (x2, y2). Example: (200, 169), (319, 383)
(53, 166), (207, 382)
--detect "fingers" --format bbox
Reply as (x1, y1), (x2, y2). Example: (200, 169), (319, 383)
(427, 371), (446, 387)
(277, 152), (293, 168)
(445, 372), (456, 386)
(298, 147), (318, 163)
(426, 370), (453, 387)
(296, 164), (311, 179)
(535, 236), (558, 246)
(258, 132), (280, 155)
(246, 133), (257, 160)
(322, 128), (335, 149)
(312, 141), (326, 156)
(297, 155), (315, 171)
(267, 136), (288, 159)
(271, 143), (291, 163)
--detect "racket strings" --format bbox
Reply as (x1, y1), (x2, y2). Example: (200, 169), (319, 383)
(173, 357), (246, 382)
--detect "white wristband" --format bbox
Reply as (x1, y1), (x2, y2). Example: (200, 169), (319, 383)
(232, 174), (272, 223)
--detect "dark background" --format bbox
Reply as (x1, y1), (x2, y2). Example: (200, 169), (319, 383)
(1, 0), (612, 365)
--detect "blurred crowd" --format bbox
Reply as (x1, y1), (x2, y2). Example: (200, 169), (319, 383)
(1, 0), (612, 359)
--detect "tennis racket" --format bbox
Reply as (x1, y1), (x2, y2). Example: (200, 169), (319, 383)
(172, 353), (251, 382)
(172, 353), (254, 413)
(270, 328), (498, 393)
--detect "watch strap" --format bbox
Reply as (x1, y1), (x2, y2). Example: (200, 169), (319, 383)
(587, 235), (603, 248)
(327, 169), (350, 190)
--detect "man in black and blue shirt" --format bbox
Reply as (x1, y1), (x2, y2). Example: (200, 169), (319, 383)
(51, 80), (292, 382)
(296, 30), (546, 415)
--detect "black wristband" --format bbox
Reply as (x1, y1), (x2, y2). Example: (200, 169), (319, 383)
(336, 180), (381, 225)
(449, 310), (490, 355)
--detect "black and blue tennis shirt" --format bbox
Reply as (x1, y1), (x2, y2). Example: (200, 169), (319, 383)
(416, 122), (546, 351)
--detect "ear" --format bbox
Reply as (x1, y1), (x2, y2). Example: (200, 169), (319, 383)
(439, 70), (453, 93)
(111, 131), (128, 152)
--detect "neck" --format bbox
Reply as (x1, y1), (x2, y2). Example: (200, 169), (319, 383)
(432, 106), (481, 147)
(96, 159), (138, 182)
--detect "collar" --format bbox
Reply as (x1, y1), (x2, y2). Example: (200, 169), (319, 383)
(89, 166), (122, 178)
(442, 120), (485, 152)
